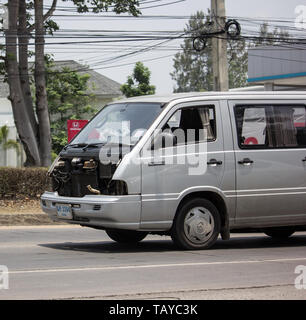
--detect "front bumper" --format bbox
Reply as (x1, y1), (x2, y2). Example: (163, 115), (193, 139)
(41, 191), (141, 230)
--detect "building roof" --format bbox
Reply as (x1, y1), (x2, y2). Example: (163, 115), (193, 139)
(0, 60), (123, 99)
(51, 60), (122, 98)
(248, 45), (306, 88)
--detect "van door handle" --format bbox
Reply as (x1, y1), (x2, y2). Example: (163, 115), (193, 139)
(302, 157), (306, 162)
(238, 158), (254, 165)
(207, 159), (223, 166)
(148, 160), (165, 166)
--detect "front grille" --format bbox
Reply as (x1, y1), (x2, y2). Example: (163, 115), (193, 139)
(93, 205), (101, 211)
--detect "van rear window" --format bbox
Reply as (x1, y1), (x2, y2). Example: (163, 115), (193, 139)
(234, 105), (306, 149)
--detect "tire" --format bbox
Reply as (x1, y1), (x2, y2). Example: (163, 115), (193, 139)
(263, 227), (295, 239)
(106, 229), (148, 243)
(171, 198), (221, 250)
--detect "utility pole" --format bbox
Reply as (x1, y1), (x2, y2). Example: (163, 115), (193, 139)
(211, 0), (229, 91)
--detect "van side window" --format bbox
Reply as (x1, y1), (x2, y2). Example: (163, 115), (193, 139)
(163, 106), (216, 145)
(235, 105), (306, 149)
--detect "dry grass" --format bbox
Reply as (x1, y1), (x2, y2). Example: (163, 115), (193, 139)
(0, 199), (42, 214)
(0, 199), (64, 225)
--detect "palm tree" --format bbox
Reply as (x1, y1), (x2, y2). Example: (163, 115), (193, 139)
(0, 125), (20, 166)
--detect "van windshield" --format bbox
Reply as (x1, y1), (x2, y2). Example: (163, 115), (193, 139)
(71, 102), (163, 146)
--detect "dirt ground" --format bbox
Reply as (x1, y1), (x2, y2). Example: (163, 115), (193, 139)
(0, 199), (61, 225)
(0, 199), (43, 214)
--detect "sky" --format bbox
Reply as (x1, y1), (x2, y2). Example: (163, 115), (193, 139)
(2, 0), (306, 94)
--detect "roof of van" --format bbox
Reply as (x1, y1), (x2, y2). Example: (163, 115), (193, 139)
(115, 91), (306, 104)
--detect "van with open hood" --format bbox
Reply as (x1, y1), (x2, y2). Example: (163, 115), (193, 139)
(41, 92), (306, 249)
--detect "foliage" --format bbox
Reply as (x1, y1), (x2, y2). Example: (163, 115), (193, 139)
(252, 22), (290, 47)
(171, 11), (213, 93)
(45, 58), (97, 154)
(1, 0), (141, 167)
(120, 62), (156, 97)
(63, 0), (140, 16)
(171, 11), (290, 92)
(227, 37), (248, 89)
(0, 167), (51, 198)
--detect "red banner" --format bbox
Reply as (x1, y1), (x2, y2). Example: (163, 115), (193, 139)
(67, 119), (88, 142)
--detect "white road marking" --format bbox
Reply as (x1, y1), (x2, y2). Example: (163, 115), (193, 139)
(0, 225), (79, 230)
(8, 257), (306, 275)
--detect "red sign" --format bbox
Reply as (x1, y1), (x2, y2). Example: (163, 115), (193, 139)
(67, 119), (88, 142)
(244, 137), (258, 145)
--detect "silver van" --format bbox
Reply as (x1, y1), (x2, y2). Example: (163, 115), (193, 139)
(41, 92), (306, 249)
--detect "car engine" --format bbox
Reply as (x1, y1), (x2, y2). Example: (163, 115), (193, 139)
(49, 156), (128, 197)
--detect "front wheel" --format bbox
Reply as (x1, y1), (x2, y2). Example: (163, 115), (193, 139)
(263, 227), (295, 239)
(171, 198), (221, 250)
(106, 229), (148, 243)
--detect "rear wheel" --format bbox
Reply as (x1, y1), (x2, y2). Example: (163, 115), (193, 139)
(171, 198), (221, 250)
(106, 229), (148, 243)
(263, 227), (295, 239)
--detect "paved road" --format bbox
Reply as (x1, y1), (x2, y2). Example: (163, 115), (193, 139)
(0, 225), (305, 300)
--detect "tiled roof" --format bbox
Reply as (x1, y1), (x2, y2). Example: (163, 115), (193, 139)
(0, 60), (122, 98)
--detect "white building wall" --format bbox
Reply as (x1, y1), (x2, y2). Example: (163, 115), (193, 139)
(0, 98), (15, 127)
(0, 98), (24, 167)
(0, 126), (24, 168)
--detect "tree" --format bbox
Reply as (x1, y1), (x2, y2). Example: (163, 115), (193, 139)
(34, 0), (52, 167)
(252, 22), (290, 47)
(120, 62), (156, 97)
(46, 58), (97, 154)
(171, 10), (248, 92)
(171, 11), (214, 93)
(5, 0), (41, 167)
(2, 0), (141, 167)
(171, 11), (289, 92)
(227, 37), (248, 89)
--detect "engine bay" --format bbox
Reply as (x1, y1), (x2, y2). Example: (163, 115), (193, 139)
(50, 156), (128, 197)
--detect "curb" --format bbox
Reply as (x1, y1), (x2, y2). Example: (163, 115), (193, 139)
(0, 213), (64, 226)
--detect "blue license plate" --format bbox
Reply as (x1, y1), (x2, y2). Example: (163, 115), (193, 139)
(56, 204), (72, 219)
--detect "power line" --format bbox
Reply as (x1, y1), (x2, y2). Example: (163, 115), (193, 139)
(0, 52), (175, 79)
(1, 8), (306, 80)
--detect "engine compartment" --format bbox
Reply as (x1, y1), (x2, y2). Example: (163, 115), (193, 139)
(50, 156), (128, 197)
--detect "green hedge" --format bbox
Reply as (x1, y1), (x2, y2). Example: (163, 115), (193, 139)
(0, 167), (52, 199)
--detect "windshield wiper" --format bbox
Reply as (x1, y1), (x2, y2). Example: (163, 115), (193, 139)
(81, 142), (106, 151)
(63, 142), (105, 151)
(63, 143), (85, 150)
(63, 142), (134, 153)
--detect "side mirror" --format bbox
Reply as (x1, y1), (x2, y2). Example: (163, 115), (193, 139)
(151, 130), (177, 150)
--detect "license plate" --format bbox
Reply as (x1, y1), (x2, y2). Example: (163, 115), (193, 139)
(56, 204), (72, 220)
